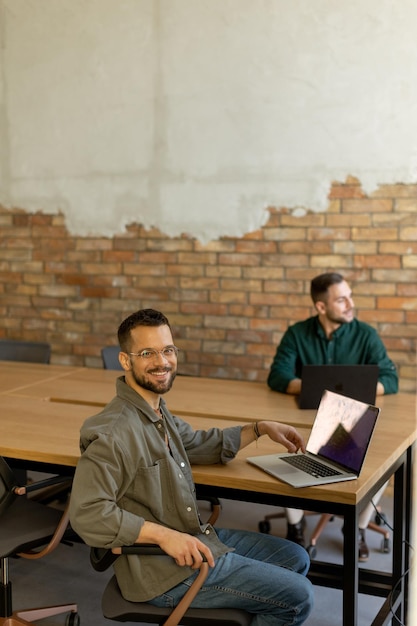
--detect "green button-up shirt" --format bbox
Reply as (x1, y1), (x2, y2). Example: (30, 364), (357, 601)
(267, 316), (398, 395)
(69, 377), (242, 602)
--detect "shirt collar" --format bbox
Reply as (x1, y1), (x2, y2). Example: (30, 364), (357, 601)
(314, 315), (349, 339)
(115, 375), (166, 424)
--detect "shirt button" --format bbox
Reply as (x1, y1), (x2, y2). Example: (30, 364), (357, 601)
(187, 507), (192, 512)
(157, 424), (162, 429)
(205, 529), (210, 535)
(180, 462), (185, 467)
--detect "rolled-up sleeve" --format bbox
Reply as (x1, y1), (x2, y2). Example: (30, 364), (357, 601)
(69, 434), (143, 548)
(173, 415), (242, 465)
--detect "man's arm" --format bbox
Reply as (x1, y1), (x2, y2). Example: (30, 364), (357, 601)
(136, 521), (215, 569)
(267, 327), (301, 393)
(239, 421), (306, 453)
(367, 328), (398, 395)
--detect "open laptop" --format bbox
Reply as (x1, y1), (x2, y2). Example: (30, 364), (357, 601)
(247, 389), (380, 488)
(298, 364), (379, 409)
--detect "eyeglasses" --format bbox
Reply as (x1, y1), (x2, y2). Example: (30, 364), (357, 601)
(128, 345), (179, 360)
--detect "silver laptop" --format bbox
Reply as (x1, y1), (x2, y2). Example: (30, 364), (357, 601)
(247, 389), (380, 488)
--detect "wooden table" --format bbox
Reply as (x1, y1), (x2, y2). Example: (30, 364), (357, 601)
(0, 361), (414, 625)
(1, 360), (413, 431)
(0, 361), (316, 427)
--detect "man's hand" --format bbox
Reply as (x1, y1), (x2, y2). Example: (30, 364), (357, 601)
(260, 422), (306, 453)
(158, 529), (215, 568)
(137, 522), (215, 569)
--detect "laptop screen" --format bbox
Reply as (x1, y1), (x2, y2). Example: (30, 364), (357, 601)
(307, 390), (380, 474)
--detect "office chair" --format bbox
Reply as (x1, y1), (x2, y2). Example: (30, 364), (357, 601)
(90, 502), (252, 626)
(0, 457), (80, 625)
(0, 340), (51, 364)
(101, 346), (123, 370)
(258, 509), (390, 558)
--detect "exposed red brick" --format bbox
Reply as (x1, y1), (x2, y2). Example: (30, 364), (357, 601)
(0, 184), (415, 391)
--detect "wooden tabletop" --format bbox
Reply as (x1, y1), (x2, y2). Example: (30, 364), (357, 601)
(1, 361), (415, 431)
(0, 386), (415, 509)
(0, 361), (82, 396)
(0, 361), (315, 427)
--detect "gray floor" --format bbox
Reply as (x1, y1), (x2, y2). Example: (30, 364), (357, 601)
(8, 495), (395, 626)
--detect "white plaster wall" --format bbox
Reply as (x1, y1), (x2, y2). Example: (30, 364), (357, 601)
(0, 0), (417, 242)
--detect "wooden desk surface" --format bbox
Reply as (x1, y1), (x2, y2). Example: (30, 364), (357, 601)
(0, 361), (81, 396)
(2, 361), (415, 434)
(0, 391), (415, 509)
(0, 395), (91, 466)
(1, 360), (415, 429)
(0, 362), (315, 427)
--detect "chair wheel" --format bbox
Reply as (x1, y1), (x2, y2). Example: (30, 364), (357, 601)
(258, 520), (271, 534)
(307, 545), (317, 559)
(66, 611), (80, 626)
(381, 537), (390, 554)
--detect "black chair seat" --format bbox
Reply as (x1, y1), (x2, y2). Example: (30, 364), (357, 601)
(0, 496), (62, 557)
(102, 575), (252, 626)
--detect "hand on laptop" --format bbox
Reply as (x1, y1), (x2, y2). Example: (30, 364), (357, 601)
(257, 421), (306, 454)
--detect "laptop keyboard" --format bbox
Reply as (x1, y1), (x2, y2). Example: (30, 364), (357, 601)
(282, 454), (342, 478)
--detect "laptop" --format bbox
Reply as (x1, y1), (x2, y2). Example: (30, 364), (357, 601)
(247, 389), (380, 488)
(298, 364), (379, 409)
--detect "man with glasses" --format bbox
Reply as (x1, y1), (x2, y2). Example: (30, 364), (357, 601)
(70, 308), (313, 625)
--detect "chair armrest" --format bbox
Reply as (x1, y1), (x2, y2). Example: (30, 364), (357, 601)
(90, 543), (172, 571)
(14, 475), (72, 496)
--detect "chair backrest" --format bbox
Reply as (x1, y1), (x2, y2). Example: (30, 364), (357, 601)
(101, 346), (123, 370)
(0, 339), (51, 364)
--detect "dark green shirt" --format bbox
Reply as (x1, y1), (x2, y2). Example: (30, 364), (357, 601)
(267, 316), (398, 395)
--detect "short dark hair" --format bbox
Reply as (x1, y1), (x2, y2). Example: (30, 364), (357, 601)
(310, 272), (344, 303)
(117, 309), (171, 352)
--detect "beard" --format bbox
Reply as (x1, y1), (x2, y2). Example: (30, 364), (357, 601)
(326, 309), (354, 326)
(131, 366), (177, 395)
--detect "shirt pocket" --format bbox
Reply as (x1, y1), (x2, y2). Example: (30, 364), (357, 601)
(132, 457), (176, 518)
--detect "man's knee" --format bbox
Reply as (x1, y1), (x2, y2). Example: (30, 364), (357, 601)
(288, 540), (311, 576)
(292, 576), (314, 625)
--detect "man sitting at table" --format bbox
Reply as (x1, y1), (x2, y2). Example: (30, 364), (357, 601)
(70, 308), (313, 625)
(267, 272), (398, 561)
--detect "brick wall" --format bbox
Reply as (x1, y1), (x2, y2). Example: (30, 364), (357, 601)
(1, 178), (416, 392)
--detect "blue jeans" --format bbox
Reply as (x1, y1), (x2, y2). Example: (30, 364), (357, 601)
(149, 528), (314, 625)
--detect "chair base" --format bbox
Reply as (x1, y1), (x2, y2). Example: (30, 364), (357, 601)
(0, 603), (78, 625)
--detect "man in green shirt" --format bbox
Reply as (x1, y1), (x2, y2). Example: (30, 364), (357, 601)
(267, 272), (398, 561)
